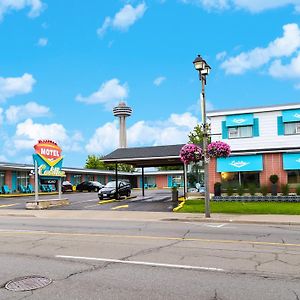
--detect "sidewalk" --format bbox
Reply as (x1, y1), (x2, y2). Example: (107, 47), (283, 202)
(0, 209), (300, 225)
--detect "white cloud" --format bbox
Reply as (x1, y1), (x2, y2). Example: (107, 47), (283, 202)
(13, 119), (83, 152)
(0, 107), (3, 125)
(0, 73), (36, 102)
(269, 52), (300, 78)
(180, 0), (300, 12)
(37, 37), (48, 47)
(76, 78), (129, 110)
(0, 0), (45, 20)
(153, 76), (166, 86)
(216, 51), (227, 61)
(97, 2), (147, 37)
(6, 101), (50, 123)
(86, 112), (198, 154)
(221, 23), (300, 74)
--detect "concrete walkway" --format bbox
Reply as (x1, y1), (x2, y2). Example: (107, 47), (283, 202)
(0, 209), (300, 225)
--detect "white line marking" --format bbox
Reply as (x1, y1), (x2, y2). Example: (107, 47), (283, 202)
(55, 255), (225, 272)
(204, 224), (226, 228)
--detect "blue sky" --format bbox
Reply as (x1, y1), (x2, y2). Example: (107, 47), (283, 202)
(1, 0), (300, 167)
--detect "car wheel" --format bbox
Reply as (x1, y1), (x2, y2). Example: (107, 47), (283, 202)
(99, 196), (103, 200)
(94, 187), (98, 192)
(126, 190), (131, 197)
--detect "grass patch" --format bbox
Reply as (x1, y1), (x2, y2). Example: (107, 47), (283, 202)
(177, 200), (300, 215)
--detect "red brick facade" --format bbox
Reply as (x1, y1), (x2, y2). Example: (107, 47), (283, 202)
(208, 153), (289, 193)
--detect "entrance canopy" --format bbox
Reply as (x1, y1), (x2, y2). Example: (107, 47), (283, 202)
(102, 144), (184, 167)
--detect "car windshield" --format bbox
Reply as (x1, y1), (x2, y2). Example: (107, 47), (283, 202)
(105, 181), (117, 188)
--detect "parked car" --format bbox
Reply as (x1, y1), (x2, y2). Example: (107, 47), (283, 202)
(76, 181), (104, 192)
(62, 181), (73, 193)
(98, 181), (131, 200)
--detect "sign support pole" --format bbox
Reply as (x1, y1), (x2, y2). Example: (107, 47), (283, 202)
(35, 160), (39, 202)
(58, 177), (62, 200)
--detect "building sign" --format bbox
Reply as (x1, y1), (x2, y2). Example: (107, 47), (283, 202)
(33, 140), (65, 177)
(283, 153), (300, 170)
(217, 155), (263, 172)
(226, 113), (254, 127)
(282, 109), (300, 123)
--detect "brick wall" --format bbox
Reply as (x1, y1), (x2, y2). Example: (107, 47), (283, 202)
(208, 158), (221, 193)
(5, 170), (12, 188)
(155, 175), (168, 189)
(260, 153), (287, 189)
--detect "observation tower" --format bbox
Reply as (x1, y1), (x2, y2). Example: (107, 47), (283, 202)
(113, 102), (132, 148)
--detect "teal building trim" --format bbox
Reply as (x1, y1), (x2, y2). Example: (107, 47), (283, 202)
(222, 121), (228, 139)
(277, 116), (284, 135)
(226, 113), (254, 127)
(12, 171), (17, 191)
(217, 155), (263, 172)
(167, 175), (173, 187)
(253, 118), (259, 137)
(283, 153), (300, 170)
(282, 109), (300, 123)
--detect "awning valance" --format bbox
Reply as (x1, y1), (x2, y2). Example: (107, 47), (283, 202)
(283, 153), (300, 170)
(226, 113), (254, 127)
(217, 155), (263, 172)
(282, 109), (300, 123)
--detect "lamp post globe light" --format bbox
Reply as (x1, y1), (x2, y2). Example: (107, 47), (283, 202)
(193, 54), (211, 218)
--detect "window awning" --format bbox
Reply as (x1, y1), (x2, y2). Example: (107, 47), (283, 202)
(226, 113), (254, 127)
(283, 153), (300, 170)
(282, 109), (300, 123)
(217, 155), (263, 172)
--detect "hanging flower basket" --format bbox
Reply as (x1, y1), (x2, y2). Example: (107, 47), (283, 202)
(180, 144), (202, 164)
(207, 141), (231, 158)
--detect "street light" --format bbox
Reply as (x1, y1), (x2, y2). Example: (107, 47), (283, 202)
(193, 54), (211, 218)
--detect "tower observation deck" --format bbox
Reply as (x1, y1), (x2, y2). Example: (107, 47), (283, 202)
(113, 102), (132, 148)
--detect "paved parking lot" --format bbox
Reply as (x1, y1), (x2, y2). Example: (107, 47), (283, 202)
(0, 189), (181, 212)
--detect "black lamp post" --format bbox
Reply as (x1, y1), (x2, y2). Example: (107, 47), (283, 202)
(193, 55), (211, 218)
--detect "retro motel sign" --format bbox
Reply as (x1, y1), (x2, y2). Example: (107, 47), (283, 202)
(33, 140), (65, 200)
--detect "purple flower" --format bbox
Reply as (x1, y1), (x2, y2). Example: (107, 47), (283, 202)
(180, 144), (203, 164)
(207, 141), (231, 158)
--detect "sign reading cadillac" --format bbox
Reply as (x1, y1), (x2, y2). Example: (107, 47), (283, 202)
(33, 140), (65, 177)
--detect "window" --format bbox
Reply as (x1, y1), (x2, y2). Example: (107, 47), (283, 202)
(17, 171), (29, 187)
(73, 175), (82, 185)
(287, 171), (300, 184)
(284, 122), (300, 135)
(228, 126), (253, 139)
(0, 172), (5, 186)
(221, 171), (260, 187)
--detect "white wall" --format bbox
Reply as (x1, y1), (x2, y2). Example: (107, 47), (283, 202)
(210, 110), (300, 151)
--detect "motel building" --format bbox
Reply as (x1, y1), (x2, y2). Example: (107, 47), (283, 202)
(207, 103), (300, 193)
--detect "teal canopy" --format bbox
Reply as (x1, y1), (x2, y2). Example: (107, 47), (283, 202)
(282, 109), (300, 123)
(283, 153), (300, 170)
(226, 113), (254, 127)
(217, 155), (263, 172)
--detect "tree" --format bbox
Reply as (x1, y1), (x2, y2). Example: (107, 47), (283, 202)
(188, 124), (211, 146)
(158, 166), (183, 171)
(85, 155), (135, 172)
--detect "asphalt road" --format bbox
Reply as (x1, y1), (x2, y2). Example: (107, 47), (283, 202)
(0, 189), (178, 212)
(0, 216), (299, 299)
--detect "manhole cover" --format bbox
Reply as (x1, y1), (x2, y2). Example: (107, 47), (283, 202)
(5, 275), (52, 292)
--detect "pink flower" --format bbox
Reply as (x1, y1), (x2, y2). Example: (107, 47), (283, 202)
(207, 141), (231, 158)
(180, 144), (202, 164)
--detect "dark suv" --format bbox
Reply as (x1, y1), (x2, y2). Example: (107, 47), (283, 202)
(76, 181), (104, 192)
(98, 181), (131, 200)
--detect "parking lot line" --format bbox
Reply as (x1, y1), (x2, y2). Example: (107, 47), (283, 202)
(0, 203), (20, 208)
(111, 205), (129, 210)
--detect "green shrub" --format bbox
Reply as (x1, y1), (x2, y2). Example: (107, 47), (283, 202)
(248, 184), (257, 196)
(296, 185), (300, 196)
(269, 174), (279, 184)
(226, 185), (234, 196)
(260, 185), (268, 196)
(281, 184), (289, 196)
(237, 185), (245, 196)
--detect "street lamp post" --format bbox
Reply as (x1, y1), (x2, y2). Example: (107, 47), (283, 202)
(193, 55), (211, 218)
